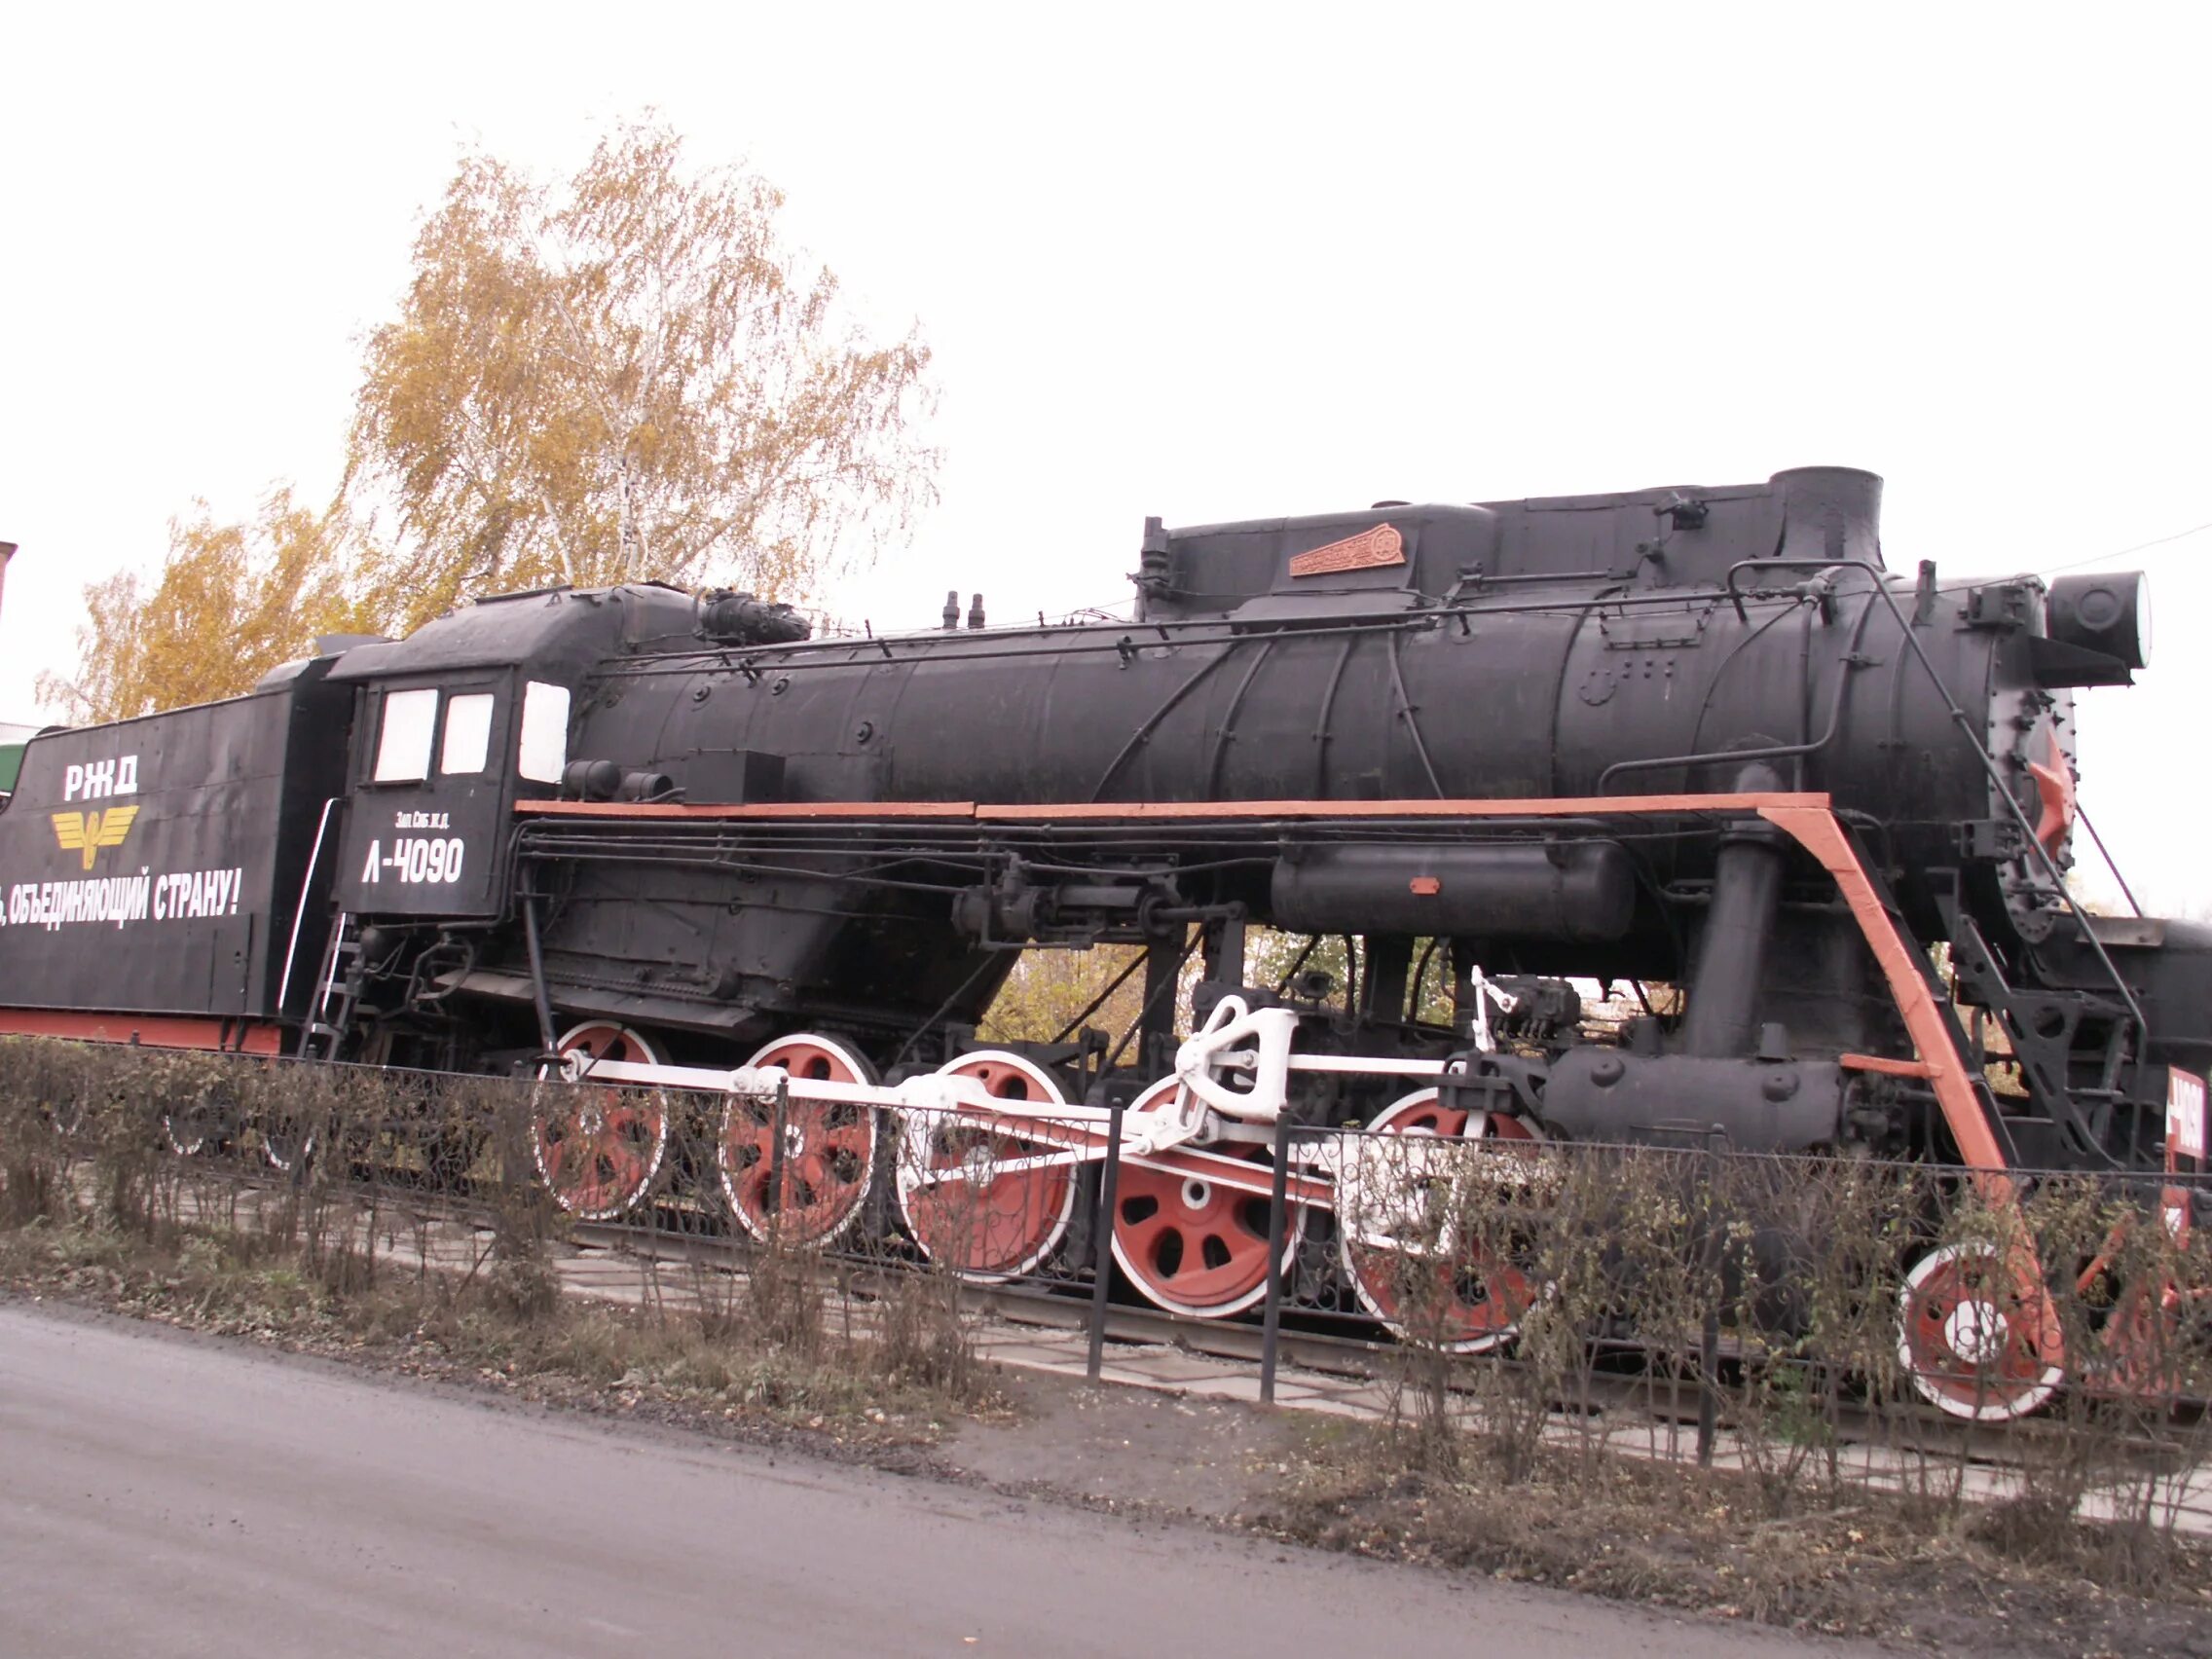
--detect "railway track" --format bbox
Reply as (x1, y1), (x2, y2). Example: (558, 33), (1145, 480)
(570, 1213), (1396, 1382)
(124, 1144), (2212, 1508)
(547, 1206), (2208, 1478)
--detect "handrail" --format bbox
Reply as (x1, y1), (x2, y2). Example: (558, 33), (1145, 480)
(1719, 557), (2146, 1047)
(275, 796), (341, 1016)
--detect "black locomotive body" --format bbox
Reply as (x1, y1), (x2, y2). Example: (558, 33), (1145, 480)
(1, 463), (2199, 1409)
(0, 464), (2187, 1142)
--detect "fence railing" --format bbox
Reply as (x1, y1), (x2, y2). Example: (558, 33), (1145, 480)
(4, 1035), (2208, 1537)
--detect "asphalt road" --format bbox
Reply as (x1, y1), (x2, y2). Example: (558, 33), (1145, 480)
(0, 1301), (1875, 1659)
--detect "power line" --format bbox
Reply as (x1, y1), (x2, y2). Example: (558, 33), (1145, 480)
(2042, 518), (2212, 575)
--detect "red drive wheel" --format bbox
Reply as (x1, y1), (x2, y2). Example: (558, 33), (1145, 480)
(896, 1051), (1078, 1282)
(261, 1112), (315, 1175)
(164, 1083), (233, 1158)
(1110, 1079), (1305, 1319)
(719, 1034), (880, 1245)
(532, 1023), (671, 1221)
(1340, 1088), (1542, 1353)
(1898, 1244), (2065, 1421)
(2100, 1276), (2186, 1402)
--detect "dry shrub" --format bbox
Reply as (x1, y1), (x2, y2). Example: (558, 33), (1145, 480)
(1331, 1117), (2212, 1589)
(0, 1150), (61, 1229)
(742, 1234), (829, 1360)
(1960, 1172), (2212, 1576)
(8, 1034), (2208, 1571)
(467, 1077), (565, 1317)
(868, 1261), (979, 1400)
(603, 1098), (992, 1405)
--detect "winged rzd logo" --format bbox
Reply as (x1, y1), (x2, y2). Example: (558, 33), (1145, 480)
(53, 806), (139, 870)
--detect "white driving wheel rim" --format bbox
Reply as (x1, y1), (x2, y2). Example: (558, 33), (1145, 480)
(531, 1022), (671, 1221)
(1108, 1078), (1306, 1320)
(1338, 1088), (1545, 1354)
(895, 1050), (1078, 1282)
(1897, 1243), (2064, 1423)
(718, 1033), (880, 1245)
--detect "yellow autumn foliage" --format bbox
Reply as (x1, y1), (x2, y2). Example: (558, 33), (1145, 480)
(37, 490), (373, 724)
(50, 118), (939, 719)
(342, 119), (938, 636)
(978, 945), (1149, 1047)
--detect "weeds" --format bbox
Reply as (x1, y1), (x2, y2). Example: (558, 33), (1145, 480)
(0, 1038), (1001, 1442)
(4, 1034), (2208, 1615)
(1261, 1416), (2212, 1651)
(1332, 1122), (2212, 1584)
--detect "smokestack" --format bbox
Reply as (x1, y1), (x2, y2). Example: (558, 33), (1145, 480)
(1770, 467), (1883, 569)
(0, 541), (14, 625)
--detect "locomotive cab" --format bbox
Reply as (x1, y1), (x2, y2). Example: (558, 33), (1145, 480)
(328, 668), (565, 920)
(322, 585), (689, 923)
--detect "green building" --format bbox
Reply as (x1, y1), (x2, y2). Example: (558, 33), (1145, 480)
(0, 720), (37, 799)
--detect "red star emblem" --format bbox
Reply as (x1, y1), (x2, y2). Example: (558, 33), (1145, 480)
(2025, 726), (2076, 855)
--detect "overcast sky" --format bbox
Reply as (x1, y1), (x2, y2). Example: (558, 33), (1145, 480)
(3, 4), (2207, 909)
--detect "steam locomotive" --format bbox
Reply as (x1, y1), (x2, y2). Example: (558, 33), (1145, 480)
(1, 464), (2199, 1418)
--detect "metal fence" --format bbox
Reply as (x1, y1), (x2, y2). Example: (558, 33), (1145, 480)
(4, 1036), (2208, 1533)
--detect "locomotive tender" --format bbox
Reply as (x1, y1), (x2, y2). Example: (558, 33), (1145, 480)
(1, 464), (2200, 1418)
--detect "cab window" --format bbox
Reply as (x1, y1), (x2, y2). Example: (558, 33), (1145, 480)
(518, 682), (571, 784)
(440, 693), (497, 776)
(372, 688), (439, 783)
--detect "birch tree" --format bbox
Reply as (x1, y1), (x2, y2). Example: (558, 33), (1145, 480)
(978, 946), (1149, 1046)
(344, 120), (938, 634)
(49, 119), (940, 719)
